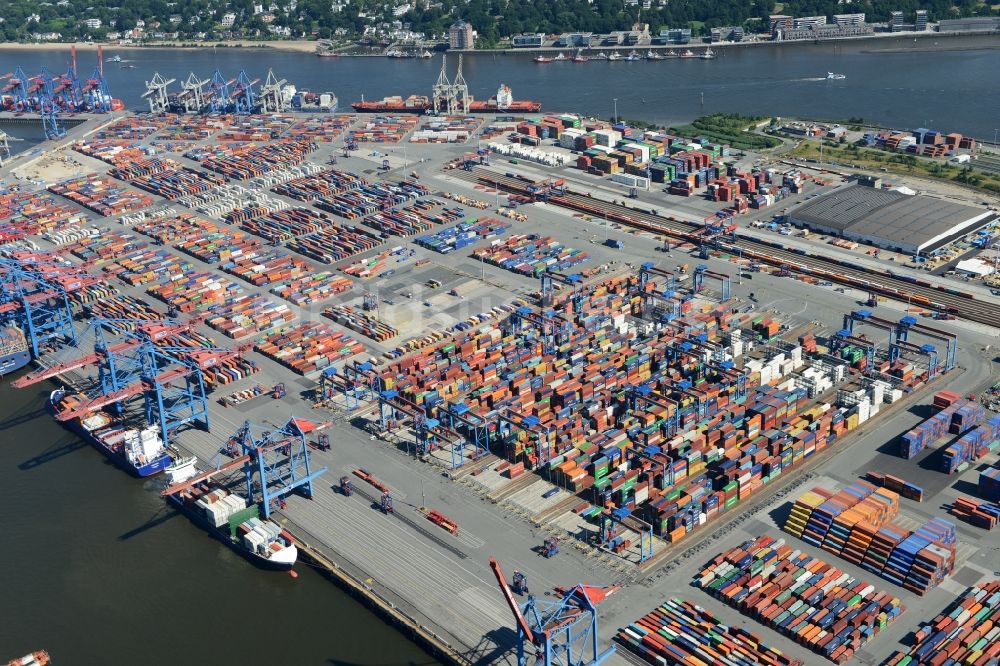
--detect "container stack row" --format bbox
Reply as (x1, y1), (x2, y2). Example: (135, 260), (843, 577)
(269, 272), (353, 307)
(219, 248), (314, 287)
(782, 483), (956, 595)
(884, 581), (1000, 666)
(240, 208), (332, 243)
(698, 535), (905, 664)
(617, 597), (802, 666)
(93, 115), (170, 140)
(160, 328), (259, 386)
(288, 115), (356, 142)
(49, 175), (154, 217)
(415, 218), (511, 254)
(85, 294), (162, 321)
(188, 140), (316, 180)
(255, 322), (365, 374)
(323, 305), (398, 342)
(899, 392), (983, 459)
(348, 115), (420, 143)
(273, 169), (366, 202)
(941, 414), (1000, 474)
(864, 472), (924, 502)
(126, 164), (226, 200)
(949, 496), (1000, 530)
(286, 224), (384, 263)
(360, 199), (448, 237)
(147, 271), (243, 313)
(981, 467), (1000, 501)
(410, 116), (482, 143)
(313, 180), (423, 221)
(471, 234), (589, 276)
(0, 190), (91, 239)
(207, 293), (296, 339)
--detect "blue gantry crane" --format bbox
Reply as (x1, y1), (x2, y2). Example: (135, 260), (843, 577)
(232, 69), (260, 114)
(0, 259), (78, 357)
(490, 557), (616, 666)
(228, 418), (328, 519)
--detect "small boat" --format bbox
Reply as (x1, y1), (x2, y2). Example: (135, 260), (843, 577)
(572, 49), (588, 63)
(6, 651), (49, 666)
(419, 50), (432, 58)
(120, 64), (137, 69)
(316, 51), (340, 57)
(607, 51), (622, 61)
(700, 48), (716, 59)
(826, 72), (846, 80)
(665, 50), (680, 58)
(553, 52), (567, 61)
(680, 49), (697, 58)
(646, 50), (664, 60)
(106, 54), (122, 63)
(534, 54), (553, 63)
(590, 51), (608, 60)
(625, 50), (641, 61)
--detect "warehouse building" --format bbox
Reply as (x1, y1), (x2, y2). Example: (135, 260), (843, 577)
(787, 184), (995, 255)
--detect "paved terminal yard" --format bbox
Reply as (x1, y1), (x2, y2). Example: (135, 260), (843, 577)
(2, 111), (999, 666)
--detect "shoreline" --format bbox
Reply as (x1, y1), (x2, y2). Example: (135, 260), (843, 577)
(0, 29), (996, 56)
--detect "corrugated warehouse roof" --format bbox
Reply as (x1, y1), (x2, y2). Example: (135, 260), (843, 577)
(789, 184), (992, 252)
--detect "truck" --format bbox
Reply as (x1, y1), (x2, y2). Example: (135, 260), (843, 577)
(604, 239), (623, 249)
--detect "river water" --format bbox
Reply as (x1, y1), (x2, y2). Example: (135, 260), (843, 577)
(0, 375), (435, 665)
(0, 33), (998, 141)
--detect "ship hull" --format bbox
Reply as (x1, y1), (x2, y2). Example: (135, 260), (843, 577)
(167, 494), (296, 570)
(0, 349), (31, 376)
(352, 102), (540, 113)
(50, 402), (172, 477)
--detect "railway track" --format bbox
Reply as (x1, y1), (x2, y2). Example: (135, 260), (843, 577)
(453, 167), (1000, 329)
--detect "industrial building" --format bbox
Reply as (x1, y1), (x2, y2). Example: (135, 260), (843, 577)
(787, 184), (995, 254)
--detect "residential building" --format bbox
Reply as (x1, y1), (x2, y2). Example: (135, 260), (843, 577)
(833, 13), (866, 26)
(448, 20), (474, 49)
(221, 12), (237, 27)
(938, 16), (1000, 31)
(793, 16), (826, 29)
(915, 10), (928, 31)
(769, 15), (794, 36)
(556, 32), (592, 47)
(82, 17), (102, 29)
(511, 33), (544, 48)
(782, 23), (873, 40)
(710, 26), (744, 42)
(659, 27), (691, 44)
(890, 11), (904, 32)
(393, 3), (411, 17)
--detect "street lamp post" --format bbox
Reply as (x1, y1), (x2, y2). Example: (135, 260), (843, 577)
(613, 98), (618, 124)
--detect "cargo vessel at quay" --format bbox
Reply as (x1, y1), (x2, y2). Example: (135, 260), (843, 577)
(164, 460), (298, 570)
(0, 326), (31, 376)
(48, 388), (173, 477)
(352, 84), (540, 113)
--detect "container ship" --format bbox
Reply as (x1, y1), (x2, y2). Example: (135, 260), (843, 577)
(352, 84), (540, 113)
(6, 651), (50, 666)
(48, 389), (173, 476)
(164, 460), (298, 570)
(0, 325), (31, 376)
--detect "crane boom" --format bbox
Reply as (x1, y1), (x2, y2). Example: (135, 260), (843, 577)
(11, 340), (140, 388)
(54, 365), (193, 422)
(489, 557), (537, 645)
(161, 454), (252, 496)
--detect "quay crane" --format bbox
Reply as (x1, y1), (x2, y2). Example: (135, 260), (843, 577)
(489, 557), (616, 666)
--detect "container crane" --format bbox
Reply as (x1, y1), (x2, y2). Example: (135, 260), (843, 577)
(143, 73), (176, 114)
(222, 418), (328, 518)
(0, 260), (78, 357)
(258, 69), (287, 113)
(232, 69), (260, 114)
(180, 72), (210, 113)
(489, 557), (616, 666)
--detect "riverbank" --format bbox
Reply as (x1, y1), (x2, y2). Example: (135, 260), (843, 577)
(1, 28), (997, 57)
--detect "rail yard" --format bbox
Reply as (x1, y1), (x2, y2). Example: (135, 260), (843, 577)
(2, 108), (999, 666)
